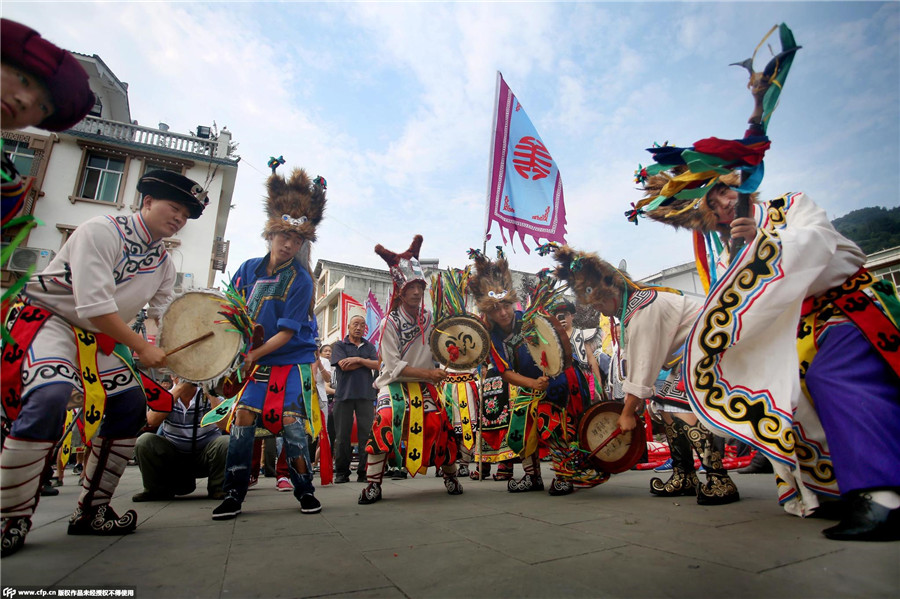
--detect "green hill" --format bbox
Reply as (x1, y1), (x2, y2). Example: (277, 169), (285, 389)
(832, 206), (900, 254)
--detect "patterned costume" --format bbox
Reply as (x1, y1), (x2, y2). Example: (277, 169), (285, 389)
(683, 193), (900, 523)
(630, 69), (900, 535)
(553, 245), (740, 505)
(1, 171), (207, 557)
(470, 249), (594, 495)
(213, 168), (326, 520)
(359, 235), (461, 505)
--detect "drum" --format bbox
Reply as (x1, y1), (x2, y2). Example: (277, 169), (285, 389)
(429, 315), (490, 370)
(522, 313), (572, 377)
(577, 401), (645, 473)
(157, 289), (244, 383)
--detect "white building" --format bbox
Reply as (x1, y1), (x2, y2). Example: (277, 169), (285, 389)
(1, 53), (239, 296)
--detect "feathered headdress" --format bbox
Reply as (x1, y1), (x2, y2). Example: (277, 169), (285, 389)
(633, 167), (757, 236)
(467, 247), (519, 314)
(263, 168), (327, 241)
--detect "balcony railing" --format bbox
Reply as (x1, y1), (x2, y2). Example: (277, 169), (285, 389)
(69, 116), (219, 158)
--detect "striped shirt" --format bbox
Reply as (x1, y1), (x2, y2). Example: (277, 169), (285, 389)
(159, 389), (223, 452)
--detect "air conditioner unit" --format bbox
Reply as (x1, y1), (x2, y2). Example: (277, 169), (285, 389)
(4, 246), (55, 273)
(173, 272), (194, 295)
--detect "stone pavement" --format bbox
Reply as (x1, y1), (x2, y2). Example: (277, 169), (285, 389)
(2, 465), (898, 598)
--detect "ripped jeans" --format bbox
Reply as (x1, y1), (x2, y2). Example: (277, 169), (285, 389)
(222, 414), (315, 502)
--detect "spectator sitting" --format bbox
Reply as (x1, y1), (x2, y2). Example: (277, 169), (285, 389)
(132, 380), (229, 501)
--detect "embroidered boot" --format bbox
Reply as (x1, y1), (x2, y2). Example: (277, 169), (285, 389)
(548, 478), (574, 496)
(683, 422), (740, 505)
(650, 419), (698, 497)
(508, 455), (544, 493)
(359, 453), (386, 505)
(1, 438), (55, 557)
(441, 464), (463, 496)
(67, 437), (138, 535)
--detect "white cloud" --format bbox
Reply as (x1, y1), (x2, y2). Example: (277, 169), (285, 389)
(4, 1), (897, 284)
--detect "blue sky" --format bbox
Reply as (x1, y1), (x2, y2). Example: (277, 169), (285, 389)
(5, 1), (899, 284)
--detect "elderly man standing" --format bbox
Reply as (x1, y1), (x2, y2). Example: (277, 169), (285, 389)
(330, 315), (379, 484)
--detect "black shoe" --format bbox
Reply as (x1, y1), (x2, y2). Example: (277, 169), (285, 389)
(650, 470), (698, 497)
(548, 478), (574, 496)
(823, 492), (900, 542)
(737, 452), (773, 474)
(508, 474), (543, 493)
(67, 504), (137, 536)
(40, 482), (59, 497)
(443, 476), (463, 495)
(298, 493), (322, 514)
(457, 464), (470, 478)
(334, 473), (350, 484)
(72, 464), (83, 475)
(392, 468), (408, 480)
(132, 491), (174, 503)
(809, 499), (848, 520)
(211, 497), (242, 520)
(356, 474), (367, 483)
(358, 482), (382, 505)
(696, 474), (740, 506)
(1, 516), (32, 557)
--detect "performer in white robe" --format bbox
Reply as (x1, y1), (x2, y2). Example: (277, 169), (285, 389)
(1, 171), (208, 556)
(684, 188), (900, 541)
(552, 245), (740, 505)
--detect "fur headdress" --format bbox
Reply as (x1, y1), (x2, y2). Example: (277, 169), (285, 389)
(468, 247), (519, 313)
(375, 235), (426, 311)
(263, 168), (327, 241)
(636, 168), (757, 236)
(551, 245), (631, 311)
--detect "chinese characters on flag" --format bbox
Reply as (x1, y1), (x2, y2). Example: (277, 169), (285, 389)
(485, 72), (567, 253)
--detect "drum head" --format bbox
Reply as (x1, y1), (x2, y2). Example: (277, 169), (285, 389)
(523, 313), (572, 377)
(157, 290), (244, 382)
(577, 402), (645, 473)
(430, 315), (490, 370)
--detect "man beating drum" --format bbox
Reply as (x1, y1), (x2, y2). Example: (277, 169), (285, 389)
(1, 170), (209, 557)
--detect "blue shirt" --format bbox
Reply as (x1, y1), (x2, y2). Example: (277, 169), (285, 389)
(488, 310), (573, 409)
(231, 254), (317, 366)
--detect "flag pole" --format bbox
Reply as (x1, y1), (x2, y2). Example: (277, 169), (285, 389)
(482, 71), (502, 254)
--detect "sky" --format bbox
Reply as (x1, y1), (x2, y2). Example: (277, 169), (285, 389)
(5, 1), (899, 283)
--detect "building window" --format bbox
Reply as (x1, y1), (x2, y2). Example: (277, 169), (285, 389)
(317, 273), (328, 300)
(78, 153), (125, 203)
(89, 96), (102, 118)
(2, 137), (35, 175)
(143, 161), (182, 175)
(328, 300), (339, 331)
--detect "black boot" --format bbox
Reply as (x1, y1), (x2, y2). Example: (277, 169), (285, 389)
(650, 419), (698, 497)
(823, 491), (900, 541)
(67, 504), (137, 536)
(1, 517), (32, 557)
(737, 451), (773, 474)
(683, 421), (740, 506)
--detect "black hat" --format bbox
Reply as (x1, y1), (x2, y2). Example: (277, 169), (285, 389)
(137, 170), (208, 219)
(1, 19), (95, 132)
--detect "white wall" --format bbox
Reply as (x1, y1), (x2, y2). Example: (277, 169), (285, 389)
(24, 130), (232, 290)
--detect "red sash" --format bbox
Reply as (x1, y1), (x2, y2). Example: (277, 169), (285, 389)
(1, 302), (172, 422)
(260, 365), (290, 434)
